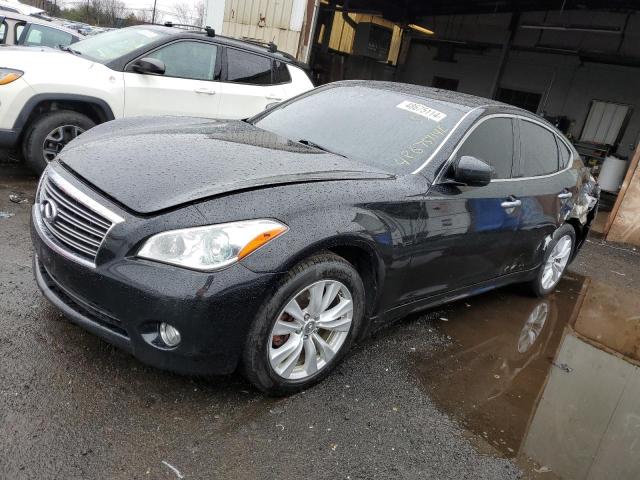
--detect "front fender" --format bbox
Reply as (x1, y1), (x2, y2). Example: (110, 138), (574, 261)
(239, 205), (392, 276)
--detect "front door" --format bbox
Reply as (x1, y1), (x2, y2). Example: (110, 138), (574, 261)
(217, 47), (285, 119)
(407, 116), (522, 301)
(124, 40), (221, 118)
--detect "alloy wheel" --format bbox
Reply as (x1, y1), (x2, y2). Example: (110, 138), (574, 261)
(268, 280), (353, 380)
(42, 125), (85, 162)
(540, 235), (572, 290)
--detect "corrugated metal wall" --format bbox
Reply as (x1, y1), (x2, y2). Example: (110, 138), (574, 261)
(222, 0), (307, 57)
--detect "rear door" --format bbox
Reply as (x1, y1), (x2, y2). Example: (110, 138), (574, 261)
(217, 47), (286, 119)
(123, 40), (222, 118)
(407, 116), (522, 300)
(510, 118), (578, 269)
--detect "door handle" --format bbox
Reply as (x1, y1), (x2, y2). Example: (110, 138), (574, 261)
(558, 192), (573, 199)
(194, 88), (216, 95)
(501, 199), (522, 209)
(266, 94), (283, 101)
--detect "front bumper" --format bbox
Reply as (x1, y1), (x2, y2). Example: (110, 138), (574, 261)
(32, 215), (283, 376)
(0, 77), (35, 147)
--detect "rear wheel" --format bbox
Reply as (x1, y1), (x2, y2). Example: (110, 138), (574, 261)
(529, 224), (575, 297)
(242, 253), (365, 395)
(22, 110), (95, 174)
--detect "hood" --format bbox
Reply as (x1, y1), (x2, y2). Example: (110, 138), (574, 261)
(59, 117), (394, 214)
(0, 46), (92, 71)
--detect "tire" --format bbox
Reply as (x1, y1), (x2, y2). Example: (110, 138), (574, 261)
(528, 224), (576, 297)
(242, 252), (365, 395)
(22, 110), (95, 174)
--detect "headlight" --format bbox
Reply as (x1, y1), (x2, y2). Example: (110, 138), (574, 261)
(137, 219), (288, 271)
(0, 68), (24, 85)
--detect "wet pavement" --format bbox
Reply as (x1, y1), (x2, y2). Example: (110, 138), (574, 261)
(1, 170), (639, 479)
(416, 274), (640, 480)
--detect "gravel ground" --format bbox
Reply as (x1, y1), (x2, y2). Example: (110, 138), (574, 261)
(1, 168), (637, 479)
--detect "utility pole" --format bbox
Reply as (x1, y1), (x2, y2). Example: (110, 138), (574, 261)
(151, 0), (158, 23)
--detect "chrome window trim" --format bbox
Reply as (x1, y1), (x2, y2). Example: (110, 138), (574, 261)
(433, 112), (574, 185)
(34, 167), (124, 269)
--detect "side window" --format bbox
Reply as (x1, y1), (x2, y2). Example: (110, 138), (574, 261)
(22, 24), (74, 48)
(226, 49), (272, 85)
(147, 41), (219, 81)
(556, 137), (572, 169)
(520, 120), (559, 176)
(457, 117), (515, 179)
(273, 61), (291, 84)
(0, 22), (7, 44)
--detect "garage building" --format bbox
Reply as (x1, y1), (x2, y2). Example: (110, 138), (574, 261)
(306, 0), (640, 246)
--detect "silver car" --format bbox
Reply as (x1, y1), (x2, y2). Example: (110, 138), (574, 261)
(0, 11), (83, 48)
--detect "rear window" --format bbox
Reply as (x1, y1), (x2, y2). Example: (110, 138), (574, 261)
(253, 85), (468, 174)
(22, 24), (73, 48)
(520, 120), (559, 177)
(273, 61), (291, 84)
(226, 48), (272, 85)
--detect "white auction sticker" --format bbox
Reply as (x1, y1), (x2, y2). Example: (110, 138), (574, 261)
(396, 101), (447, 122)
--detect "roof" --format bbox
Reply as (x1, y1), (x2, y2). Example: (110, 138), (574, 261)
(328, 80), (514, 109)
(325, 81), (563, 133)
(136, 24), (304, 67)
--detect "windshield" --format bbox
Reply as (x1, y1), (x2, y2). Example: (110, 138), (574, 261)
(72, 27), (170, 63)
(252, 85), (469, 174)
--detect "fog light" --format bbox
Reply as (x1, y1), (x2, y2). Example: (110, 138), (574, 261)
(159, 322), (181, 347)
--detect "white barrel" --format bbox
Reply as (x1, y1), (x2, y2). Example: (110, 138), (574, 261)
(598, 156), (628, 193)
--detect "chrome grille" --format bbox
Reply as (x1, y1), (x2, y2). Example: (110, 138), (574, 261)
(36, 170), (121, 266)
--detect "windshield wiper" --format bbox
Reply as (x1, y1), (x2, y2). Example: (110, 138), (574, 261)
(59, 45), (82, 55)
(297, 139), (346, 158)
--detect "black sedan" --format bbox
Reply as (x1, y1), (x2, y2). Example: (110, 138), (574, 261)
(31, 81), (599, 394)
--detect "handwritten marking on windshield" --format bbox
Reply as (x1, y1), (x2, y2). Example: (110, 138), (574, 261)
(394, 125), (448, 166)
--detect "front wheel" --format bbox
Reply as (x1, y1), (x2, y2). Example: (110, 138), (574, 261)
(22, 110), (95, 174)
(529, 224), (576, 297)
(242, 253), (365, 395)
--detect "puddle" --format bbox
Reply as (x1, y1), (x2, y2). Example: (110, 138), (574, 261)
(415, 274), (640, 479)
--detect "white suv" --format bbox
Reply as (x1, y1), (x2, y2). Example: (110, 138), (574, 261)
(0, 24), (314, 172)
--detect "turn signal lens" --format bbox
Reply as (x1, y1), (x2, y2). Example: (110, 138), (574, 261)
(238, 226), (288, 260)
(0, 68), (24, 85)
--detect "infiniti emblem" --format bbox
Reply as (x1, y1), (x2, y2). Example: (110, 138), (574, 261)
(41, 199), (59, 223)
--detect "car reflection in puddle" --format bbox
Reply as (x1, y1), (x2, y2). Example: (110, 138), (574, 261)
(414, 273), (640, 480)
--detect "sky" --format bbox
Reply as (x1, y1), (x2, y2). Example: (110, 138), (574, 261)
(61, 0), (204, 23)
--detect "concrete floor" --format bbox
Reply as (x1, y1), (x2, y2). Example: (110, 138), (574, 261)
(1, 169), (638, 479)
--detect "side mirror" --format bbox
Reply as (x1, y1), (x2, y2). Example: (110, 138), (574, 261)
(131, 57), (165, 75)
(452, 155), (493, 187)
